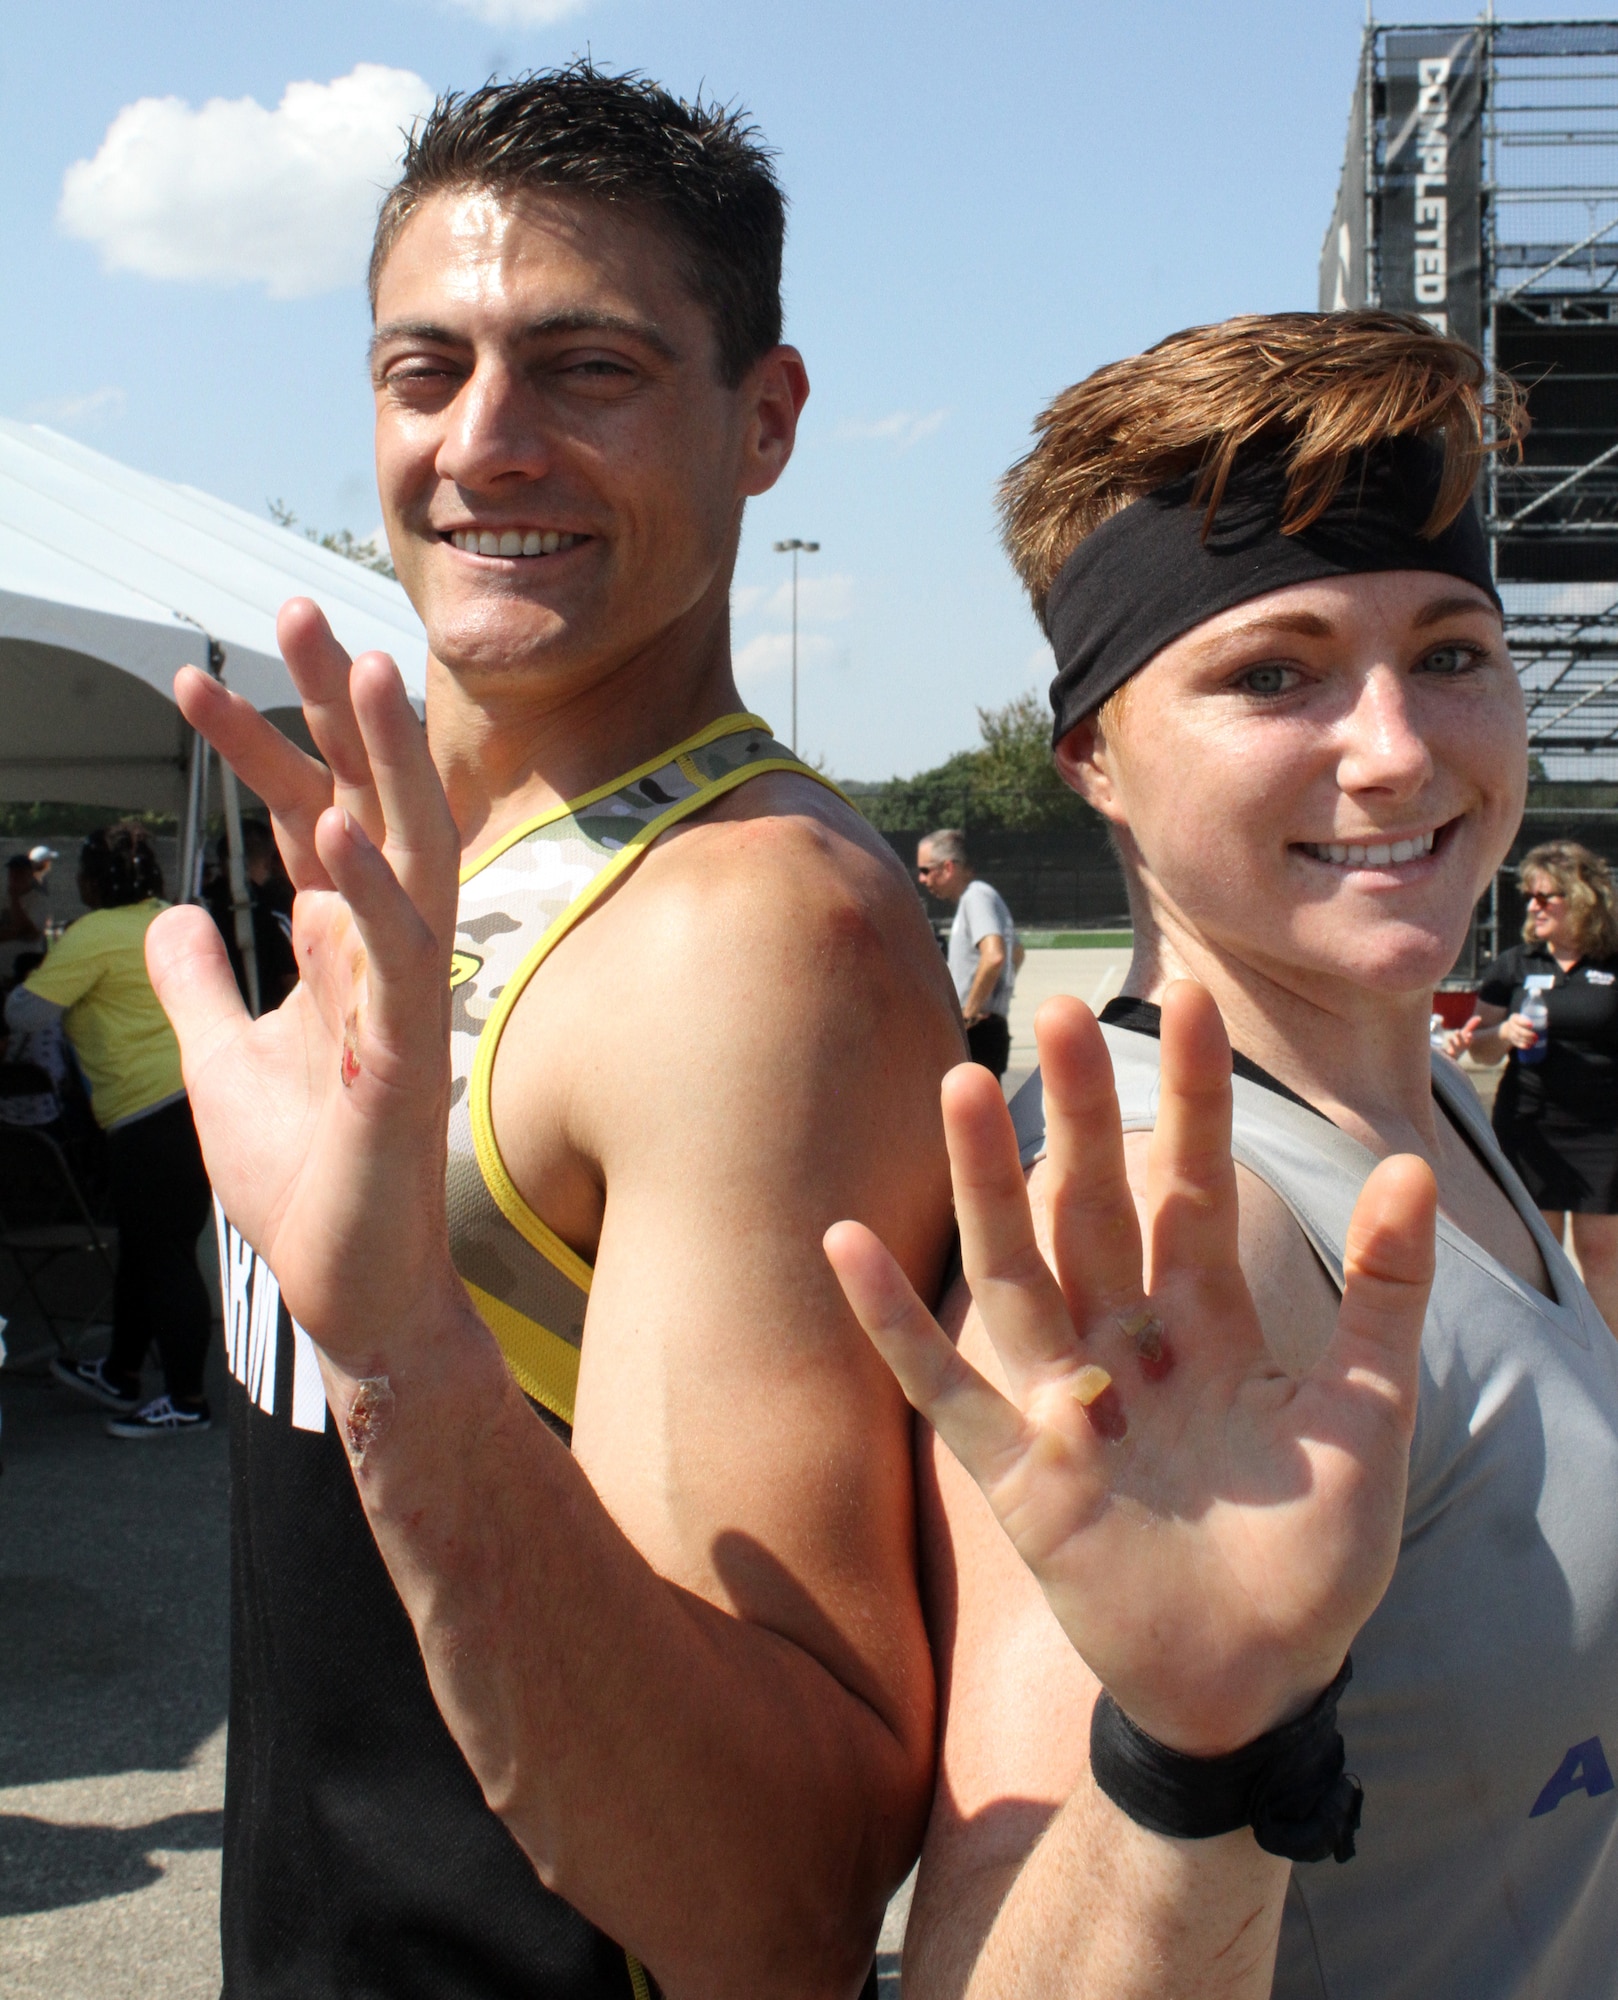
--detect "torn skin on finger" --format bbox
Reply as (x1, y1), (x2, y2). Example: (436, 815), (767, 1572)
(1118, 1305), (1175, 1382)
(1072, 1364), (1128, 1441)
(341, 1012), (361, 1088)
(344, 1376), (394, 1466)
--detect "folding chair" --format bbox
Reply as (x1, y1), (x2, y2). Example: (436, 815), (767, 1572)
(0, 1123), (117, 1362)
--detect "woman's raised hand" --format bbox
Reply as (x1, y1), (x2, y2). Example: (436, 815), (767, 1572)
(824, 983), (1436, 1755)
(145, 602), (465, 1370)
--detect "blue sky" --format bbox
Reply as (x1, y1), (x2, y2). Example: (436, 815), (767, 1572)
(6, 1), (1611, 779)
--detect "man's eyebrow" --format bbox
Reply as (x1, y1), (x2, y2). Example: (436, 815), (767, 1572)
(369, 310), (680, 365)
(520, 310), (680, 359)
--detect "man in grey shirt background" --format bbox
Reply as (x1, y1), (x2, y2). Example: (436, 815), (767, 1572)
(917, 828), (1021, 1076)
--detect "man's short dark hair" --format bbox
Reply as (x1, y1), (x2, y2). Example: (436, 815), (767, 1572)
(370, 62), (785, 387)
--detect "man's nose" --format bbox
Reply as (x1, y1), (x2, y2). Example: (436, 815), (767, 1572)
(435, 360), (552, 490)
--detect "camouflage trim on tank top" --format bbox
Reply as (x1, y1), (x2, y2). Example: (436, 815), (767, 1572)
(447, 711), (839, 1431)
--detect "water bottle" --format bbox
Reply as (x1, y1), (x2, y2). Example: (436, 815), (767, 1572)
(1518, 993), (1549, 1066)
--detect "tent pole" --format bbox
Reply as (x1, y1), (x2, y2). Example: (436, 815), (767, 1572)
(219, 759), (261, 1018)
(179, 727), (205, 904)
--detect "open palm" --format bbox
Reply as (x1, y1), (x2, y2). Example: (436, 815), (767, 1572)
(145, 601), (464, 1367)
(825, 984), (1437, 1756)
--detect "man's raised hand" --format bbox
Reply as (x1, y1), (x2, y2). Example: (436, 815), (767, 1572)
(824, 983), (1436, 1757)
(148, 612), (464, 1372)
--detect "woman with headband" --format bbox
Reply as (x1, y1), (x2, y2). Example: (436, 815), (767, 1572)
(827, 311), (1618, 1998)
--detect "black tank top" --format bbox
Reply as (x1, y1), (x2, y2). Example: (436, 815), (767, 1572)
(220, 1248), (648, 1998)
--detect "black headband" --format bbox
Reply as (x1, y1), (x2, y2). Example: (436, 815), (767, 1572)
(1044, 436), (1500, 745)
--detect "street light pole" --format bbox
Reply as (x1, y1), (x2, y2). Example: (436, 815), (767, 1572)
(772, 537), (819, 754)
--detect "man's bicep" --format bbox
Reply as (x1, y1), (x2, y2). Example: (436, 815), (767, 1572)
(566, 899), (956, 1729)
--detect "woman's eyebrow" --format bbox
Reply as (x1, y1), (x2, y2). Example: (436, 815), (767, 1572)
(1411, 592), (1502, 631)
(1217, 610), (1336, 642)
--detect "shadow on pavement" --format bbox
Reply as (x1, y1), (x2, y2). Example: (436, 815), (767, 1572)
(0, 1808), (225, 1916)
(0, 1275), (229, 1791)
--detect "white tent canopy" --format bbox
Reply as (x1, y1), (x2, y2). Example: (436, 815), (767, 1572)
(0, 417), (428, 1008)
(0, 417), (426, 814)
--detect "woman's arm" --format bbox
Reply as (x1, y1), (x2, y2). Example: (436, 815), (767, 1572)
(1446, 1000), (1514, 1064)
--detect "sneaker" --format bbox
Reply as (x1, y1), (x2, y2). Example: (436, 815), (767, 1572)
(52, 1356), (141, 1413)
(105, 1396), (211, 1439)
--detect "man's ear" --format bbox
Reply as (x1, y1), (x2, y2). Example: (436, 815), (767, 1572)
(1053, 715), (1127, 827)
(737, 345), (810, 499)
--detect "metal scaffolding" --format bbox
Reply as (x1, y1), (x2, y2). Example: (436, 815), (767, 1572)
(1333, 21), (1618, 771)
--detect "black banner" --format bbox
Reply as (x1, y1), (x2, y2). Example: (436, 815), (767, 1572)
(1319, 39), (1371, 313)
(1380, 29), (1485, 353)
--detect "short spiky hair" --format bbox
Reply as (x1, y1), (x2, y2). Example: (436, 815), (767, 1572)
(370, 63), (785, 386)
(1000, 311), (1527, 624)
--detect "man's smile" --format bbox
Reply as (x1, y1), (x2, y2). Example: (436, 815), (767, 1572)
(443, 526), (591, 558)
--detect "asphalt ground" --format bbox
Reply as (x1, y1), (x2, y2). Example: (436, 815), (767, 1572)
(0, 1280), (229, 2000)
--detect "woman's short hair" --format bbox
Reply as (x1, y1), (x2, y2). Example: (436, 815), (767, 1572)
(79, 824), (164, 910)
(998, 310), (1526, 627)
(1519, 840), (1618, 959)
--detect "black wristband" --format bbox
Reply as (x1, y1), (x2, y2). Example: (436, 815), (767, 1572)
(1089, 1657), (1362, 1865)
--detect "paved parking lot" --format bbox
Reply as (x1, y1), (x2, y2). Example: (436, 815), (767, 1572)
(0, 1315), (229, 2000)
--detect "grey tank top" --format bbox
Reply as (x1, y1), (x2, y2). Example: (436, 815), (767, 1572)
(1010, 1026), (1618, 2000)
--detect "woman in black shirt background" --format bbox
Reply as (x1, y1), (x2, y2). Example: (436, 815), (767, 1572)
(1452, 840), (1618, 1332)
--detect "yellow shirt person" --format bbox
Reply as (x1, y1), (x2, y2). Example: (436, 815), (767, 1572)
(4, 826), (213, 1439)
(22, 898), (183, 1129)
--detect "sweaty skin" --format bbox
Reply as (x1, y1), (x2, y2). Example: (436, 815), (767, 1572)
(150, 185), (962, 2000)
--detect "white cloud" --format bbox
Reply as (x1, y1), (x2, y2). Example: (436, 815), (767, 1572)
(58, 65), (433, 300)
(734, 631), (836, 681)
(734, 572), (854, 629)
(24, 385), (126, 430)
(833, 408), (950, 451)
(443, 0), (590, 20)
(757, 572), (855, 624)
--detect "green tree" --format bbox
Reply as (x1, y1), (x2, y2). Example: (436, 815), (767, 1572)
(859, 691), (1091, 832)
(268, 500), (396, 580)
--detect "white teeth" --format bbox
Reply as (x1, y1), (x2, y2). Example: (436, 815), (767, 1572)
(451, 528), (582, 555)
(1305, 828), (1440, 866)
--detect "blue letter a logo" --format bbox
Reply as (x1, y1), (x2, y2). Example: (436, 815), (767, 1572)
(1530, 1738), (1616, 1818)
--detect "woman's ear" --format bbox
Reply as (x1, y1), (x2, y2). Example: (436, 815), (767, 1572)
(1054, 715), (1127, 827)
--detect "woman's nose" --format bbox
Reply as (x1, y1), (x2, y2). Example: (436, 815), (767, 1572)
(1334, 670), (1435, 799)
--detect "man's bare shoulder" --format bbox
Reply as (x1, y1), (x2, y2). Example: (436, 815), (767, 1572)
(587, 765), (956, 1024)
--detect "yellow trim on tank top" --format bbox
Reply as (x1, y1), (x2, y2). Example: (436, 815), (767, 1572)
(468, 755), (847, 1282)
(462, 1279), (581, 1428)
(458, 711), (773, 883)
(626, 1953), (652, 2000)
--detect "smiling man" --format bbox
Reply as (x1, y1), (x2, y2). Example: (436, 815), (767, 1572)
(155, 68), (959, 2000)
